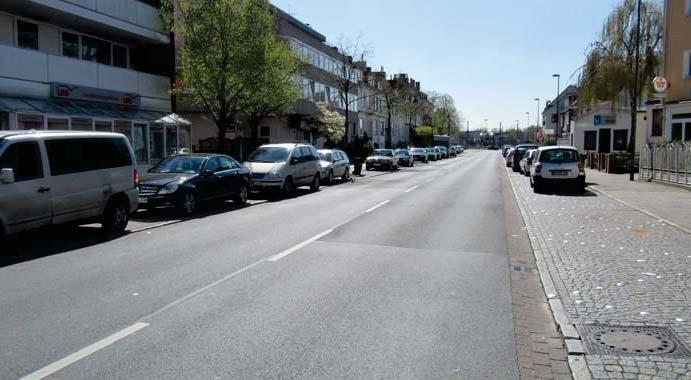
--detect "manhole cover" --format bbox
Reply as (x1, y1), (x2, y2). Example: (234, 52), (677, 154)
(578, 325), (691, 358)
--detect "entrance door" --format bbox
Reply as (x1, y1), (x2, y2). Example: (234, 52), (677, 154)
(598, 129), (611, 153)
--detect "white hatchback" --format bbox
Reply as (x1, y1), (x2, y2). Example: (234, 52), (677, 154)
(530, 146), (585, 193)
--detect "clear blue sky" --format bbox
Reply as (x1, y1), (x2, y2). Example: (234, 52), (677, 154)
(270, 0), (621, 132)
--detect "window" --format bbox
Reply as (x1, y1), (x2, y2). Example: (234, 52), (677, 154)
(685, 123), (691, 141)
(95, 121), (112, 132)
(45, 137), (132, 176)
(215, 156), (236, 171)
(259, 126), (271, 138)
(290, 147), (303, 162)
(17, 20), (39, 50)
(82, 35), (111, 65)
(583, 131), (597, 150)
(62, 32), (80, 58)
(0, 142), (43, 182)
(71, 118), (92, 131)
(166, 125), (178, 154)
(132, 123), (148, 163)
(47, 118), (68, 130)
(685, 50), (691, 78)
(651, 108), (663, 137)
(113, 45), (128, 68)
(539, 149), (579, 163)
(551, 114), (557, 123)
(612, 129), (628, 151)
(204, 157), (222, 173)
(17, 114), (44, 130)
(672, 123), (683, 141)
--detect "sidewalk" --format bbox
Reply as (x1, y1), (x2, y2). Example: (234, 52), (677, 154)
(587, 170), (691, 233)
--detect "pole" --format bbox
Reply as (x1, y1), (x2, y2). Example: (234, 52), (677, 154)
(466, 120), (469, 147)
(629, 0), (642, 182)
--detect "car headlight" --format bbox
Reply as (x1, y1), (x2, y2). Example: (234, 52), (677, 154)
(158, 183), (179, 195)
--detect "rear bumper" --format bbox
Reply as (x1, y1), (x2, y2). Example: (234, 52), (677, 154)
(533, 175), (586, 186)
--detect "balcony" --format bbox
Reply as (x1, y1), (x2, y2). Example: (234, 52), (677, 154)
(0, 44), (170, 111)
(2, 0), (168, 44)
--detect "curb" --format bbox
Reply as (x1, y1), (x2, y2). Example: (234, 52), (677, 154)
(588, 185), (691, 236)
(505, 167), (592, 380)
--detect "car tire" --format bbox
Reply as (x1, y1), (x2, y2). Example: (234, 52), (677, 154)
(410, 161), (414, 167)
(282, 177), (295, 195)
(341, 168), (350, 182)
(234, 184), (248, 205)
(533, 181), (543, 194)
(178, 191), (198, 216)
(326, 170), (333, 185)
(310, 174), (320, 192)
(102, 197), (129, 233)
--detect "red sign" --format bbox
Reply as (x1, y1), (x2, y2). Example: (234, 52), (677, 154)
(536, 129), (545, 144)
(51, 82), (140, 107)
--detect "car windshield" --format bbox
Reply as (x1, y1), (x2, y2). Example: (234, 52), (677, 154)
(396, 150), (409, 156)
(247, 147), (289, 163)
(411, 148), (423, 153)
(0, 138), (6, 151)
(318, 152), (332, 161)
(375, 149), (394, 157)
(149, 156), (205, 174)
(540, 149), (580, 163)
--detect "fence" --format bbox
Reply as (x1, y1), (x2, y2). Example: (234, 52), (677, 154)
(639, 143), (691, 186)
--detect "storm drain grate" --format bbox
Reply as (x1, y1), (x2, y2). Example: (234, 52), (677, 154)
(578, 324), (691, 358)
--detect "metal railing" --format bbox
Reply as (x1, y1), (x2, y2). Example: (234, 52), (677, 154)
(639, 143), (691, 186)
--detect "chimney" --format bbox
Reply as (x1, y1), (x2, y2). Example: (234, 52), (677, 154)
(416, 81), (420, 91)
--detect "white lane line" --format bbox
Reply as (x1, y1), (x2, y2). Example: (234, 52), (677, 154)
(267, 229), (334, 262)
(19, 322), (149, 380)
(404, 185), (418, 193)
(364, 199), (390, 213)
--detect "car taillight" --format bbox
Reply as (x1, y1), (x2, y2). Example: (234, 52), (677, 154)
(534, 163), (542, 173)
(134, 169), (140, 187)
(578, 162), (584, 174)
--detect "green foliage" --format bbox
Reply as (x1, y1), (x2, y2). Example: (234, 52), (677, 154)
(429, 92), (462, 139)
(161, 0), (301, 141)
(314, 103), (345, 144)
(412, 125), (434, 147)
(578, 0), (663, 109)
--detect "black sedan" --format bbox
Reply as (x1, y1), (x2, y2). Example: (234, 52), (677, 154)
(138, 154), (252, 215)
(395, 149), (414, 167)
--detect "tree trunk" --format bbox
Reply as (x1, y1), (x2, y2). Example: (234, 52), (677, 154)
(386, 110), (392, 149)
(217, 122), (228, 153)
(344, 99), (350, 146)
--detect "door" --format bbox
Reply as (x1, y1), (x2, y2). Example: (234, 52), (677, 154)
(333, 151), (345, 177)
(214, 156), (240, 197)
(0, 141), (52, 232)
(598, 129), (611, 153)
(200, 157), (224, 200)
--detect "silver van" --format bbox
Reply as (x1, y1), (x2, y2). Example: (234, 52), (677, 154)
(244, 143), (322, 194)
(0, 131), (139, 238)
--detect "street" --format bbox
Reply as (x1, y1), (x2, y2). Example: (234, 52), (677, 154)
(1, 151), (531, 380)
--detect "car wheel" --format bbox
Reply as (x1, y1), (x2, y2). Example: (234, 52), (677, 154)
(533, 181), (543, 194)
(282, 177), (295, 195)
(310, 174), (320, 192)
(234, 184), (248, 204)
(410, 160), (414, 167)
(326, 170), (334, 185)
(102, 197), (129, 233)
(178, 191), (198, 215)
(524, 170), (530, 177)
(341, 168), (350, 182)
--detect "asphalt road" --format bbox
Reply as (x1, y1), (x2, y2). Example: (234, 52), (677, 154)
(0, 150), (521, 380)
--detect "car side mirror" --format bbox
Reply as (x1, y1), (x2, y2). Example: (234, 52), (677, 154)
(290, 157), (300, 165)
(201, 170), (214, 177)
(1, 168), (15, 184)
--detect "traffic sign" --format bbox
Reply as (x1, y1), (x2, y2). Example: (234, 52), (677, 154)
(653, 76), (668, 93)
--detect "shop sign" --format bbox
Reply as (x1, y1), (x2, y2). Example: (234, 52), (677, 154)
(51, 83), (140, 107)
(594, 115), (616, 125)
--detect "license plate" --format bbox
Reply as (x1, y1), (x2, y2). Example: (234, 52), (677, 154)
(138, 197), (148, 204)
(551, 170), (569, 176)
(373, 163), (381, 166)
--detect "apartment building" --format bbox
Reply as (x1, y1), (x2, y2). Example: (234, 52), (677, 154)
(646, 0), (691, 143)
(358, 66), (387, 147)
(542, 85), (578, 142)
(0, 0), (189, 166)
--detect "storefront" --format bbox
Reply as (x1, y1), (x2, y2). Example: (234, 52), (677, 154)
(0, 96), (191, 167)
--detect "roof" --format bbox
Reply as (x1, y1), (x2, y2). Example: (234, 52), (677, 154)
(271, 5), (326, 42)
(0, 96), (190, 125)
(0, 130), (129, 140)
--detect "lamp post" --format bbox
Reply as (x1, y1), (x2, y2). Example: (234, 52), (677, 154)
(499, 122), (503, 147)
(534, 98), (540, 141)
(552, 74), (561, 138)
(629, 0), (642, 182)
(525, 112), (530, 142)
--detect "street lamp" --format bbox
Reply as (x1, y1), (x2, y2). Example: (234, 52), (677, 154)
(534, 97), (540, 129)
(628, 0), (642, 182)
(552, 74), (561, 138)
(525, 112), (530, 143)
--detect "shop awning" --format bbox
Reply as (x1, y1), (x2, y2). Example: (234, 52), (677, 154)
(0, 96), (190, 125)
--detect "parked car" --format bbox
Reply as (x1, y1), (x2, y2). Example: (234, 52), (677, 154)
(502, 145), (513, 157)
(0, 131), (138, 238)
(436, 146), (449, 159)
(427, 148), (439, 161)
(244, 143), (322, 194)
(395, 149), (414, 167)
(366, 149), (399, 171)
(512, 144), (538, 172)
(138, 153), (251, 215)
(530, 146), (586, 193)
(505, 148), (515, 167)
(521, 149), (538, 176)
(410, 147), (429, 163)
(448, 146), (458, 157)
(318, 149), (350, 184)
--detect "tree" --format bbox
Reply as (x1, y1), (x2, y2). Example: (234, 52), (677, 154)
(381, 79), (400, 149)
(161, 0), (301, 151)
(578, 0), (663, 109)
(314, 103), (345, 144)
(429, 92), (463, 140)
(335, 36), (370, 145)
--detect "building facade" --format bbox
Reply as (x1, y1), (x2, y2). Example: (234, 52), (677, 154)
(571, 102), (646, 154)
(646, 0), (691, 143)
(542, 85), (578, 142)
(0, 0), (189, 166)
(358, 66), (387, 147)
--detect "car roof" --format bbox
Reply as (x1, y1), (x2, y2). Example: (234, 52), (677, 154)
(0, 130), (126, 139)
(538, 145), (578, 151)
(169, 153), (223, 158)
(260, 143), (310, 149)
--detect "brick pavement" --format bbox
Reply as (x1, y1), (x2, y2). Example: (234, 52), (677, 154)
(507, 166), (691, 380)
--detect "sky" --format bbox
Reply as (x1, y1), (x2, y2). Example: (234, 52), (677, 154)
(270, 0), (621, 132)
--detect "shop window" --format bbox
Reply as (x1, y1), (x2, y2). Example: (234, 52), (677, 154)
(672, 123), (683, 141)
(71, 118), (93, 131)
(584, 131), (597, 151)
(47, 118), (68, 130)
(149, 124), (164, 161)
(62, 32), (80, 58)
(132, 123), (148, 163)
(612, 129), (628, 151)
(114, 120), (132, 140)
(17, 114), (44, 130)
(685, 123), (691, 141)
(259, 126), (271, 138)
(0, 141), (43, 181)
(17, 20), (39, 50)
(651, 108), (663, 137)
(166, 126), (178, 155)
(113, 45), (128, 68)
(82, 36), (111, 65)
(95, 121), (112, 132)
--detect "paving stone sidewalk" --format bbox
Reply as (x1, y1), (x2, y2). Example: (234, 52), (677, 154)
(507, 168), (691, 380)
